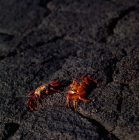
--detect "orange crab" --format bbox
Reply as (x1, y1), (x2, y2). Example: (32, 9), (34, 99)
(66, 74), (97, 111)
(27, 80), (68, 110)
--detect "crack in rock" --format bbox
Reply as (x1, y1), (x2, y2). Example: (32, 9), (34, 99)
(39, 0), (52, 8)
(116, 83), (124, 113)
(77, 112), (120, 140)
(107, 6), (136, 36)
(2, 123), (20, 140)
(0, 34), (65, 61)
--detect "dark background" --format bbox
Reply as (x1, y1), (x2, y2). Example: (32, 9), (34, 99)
(0, 0), (139, 139)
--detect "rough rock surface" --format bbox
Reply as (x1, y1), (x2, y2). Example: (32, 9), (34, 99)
(0, 0), (139, 140)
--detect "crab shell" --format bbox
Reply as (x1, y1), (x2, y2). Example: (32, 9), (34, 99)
(66, 75), (97, 111)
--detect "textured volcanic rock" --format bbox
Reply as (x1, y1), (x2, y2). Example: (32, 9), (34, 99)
(7, 107), (117, 140)
(0, 0), (50, 35)
(40, 0), (126, 43)
(0, 0), (139, 140)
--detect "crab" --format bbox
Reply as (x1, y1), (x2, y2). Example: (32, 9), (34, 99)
(27, 80), (68, 110)
(66, 74), (97, 111)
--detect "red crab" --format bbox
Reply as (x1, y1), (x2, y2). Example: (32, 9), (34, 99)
(27, 80), (68, 110)
(66, 74), (97, 111)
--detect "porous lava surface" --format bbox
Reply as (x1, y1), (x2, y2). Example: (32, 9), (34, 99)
(0, 0), (139, 140)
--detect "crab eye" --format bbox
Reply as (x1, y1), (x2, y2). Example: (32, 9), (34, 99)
(45, 86), (48, 90)
(71, 90), (76, 94)
(45, 85), (50, 91)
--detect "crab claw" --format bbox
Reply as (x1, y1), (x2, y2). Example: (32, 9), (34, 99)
(80, 74), (97, 84)
(46, 79), (70, 94)
(27, 91), (42, 110)
(49, 79), (69, 88)
(27, 96), (37, 110)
